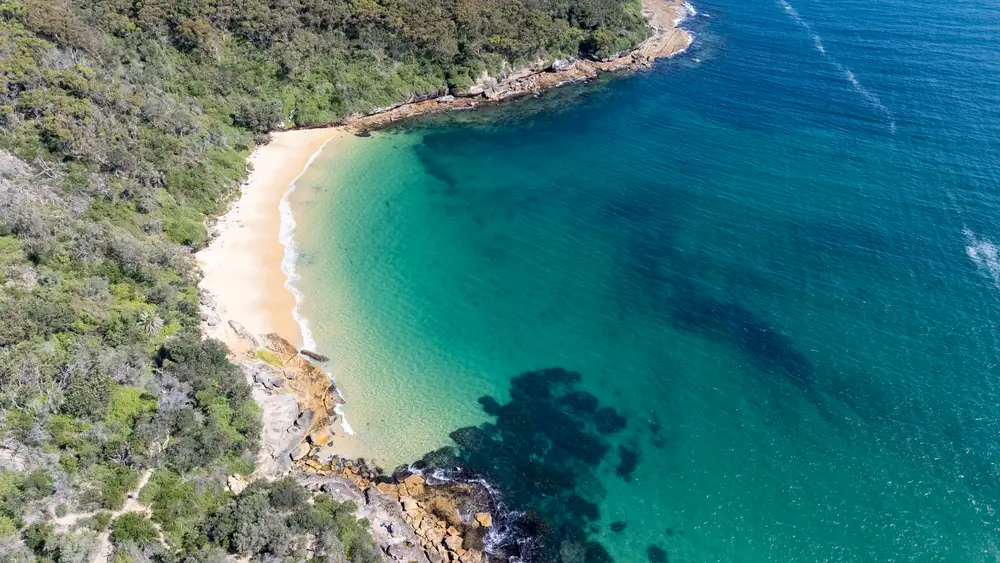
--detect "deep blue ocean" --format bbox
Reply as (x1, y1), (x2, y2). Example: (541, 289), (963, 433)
(288, 0), (1000, 559)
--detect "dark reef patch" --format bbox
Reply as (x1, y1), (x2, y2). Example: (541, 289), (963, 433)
(647, 545), (669, 563)
(412, 367), (640, 562)
(610, 521), (628, 533)
(616, 442), (640, 482)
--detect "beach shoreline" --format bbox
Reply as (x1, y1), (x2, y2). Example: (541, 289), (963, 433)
(196, 127), (352, 356)
(195, 0), (695, 461)
(197, 0), (694, 361)
(192, 4), (696, 559)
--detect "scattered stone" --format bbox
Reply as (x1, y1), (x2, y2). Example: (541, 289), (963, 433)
(474, 512), (492, 527)
(446, 526), (461, 537)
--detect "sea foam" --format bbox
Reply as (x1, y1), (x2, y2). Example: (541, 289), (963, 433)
(279, 135), (357, 435)
(964, 229), (1000, 287)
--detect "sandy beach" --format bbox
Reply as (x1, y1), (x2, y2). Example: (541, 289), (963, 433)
(197, 127), (351, 354)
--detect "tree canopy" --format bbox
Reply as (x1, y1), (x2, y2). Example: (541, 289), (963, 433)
(0, 0), (650, 559)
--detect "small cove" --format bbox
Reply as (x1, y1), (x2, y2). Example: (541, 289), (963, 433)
(287, 0), (1000, 558)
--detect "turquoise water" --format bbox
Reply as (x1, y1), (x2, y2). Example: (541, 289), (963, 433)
(288, 0), (1000, 559)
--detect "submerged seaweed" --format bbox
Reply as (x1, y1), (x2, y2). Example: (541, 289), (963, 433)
(413, 367), (635, 562)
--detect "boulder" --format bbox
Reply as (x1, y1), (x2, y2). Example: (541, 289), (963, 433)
(290, 442), (311, 461)
(436, 95), (455, 103)
(300, 349), (330, 362)
(308, 430), (332, 446)
(404, 474), (425, 496)
(294, 410), (314, 430)
(229, 320), (261, 347)
(400, 496), (419, 513)
(444, 534), (464, 553)
(474, 512), (492, 528)
(549, 58), (575, 72)
(378, 482), (400, 498)
(250, 363), (276, 388)
(227, 474), (249, 495)
(202, 309), (222, 327)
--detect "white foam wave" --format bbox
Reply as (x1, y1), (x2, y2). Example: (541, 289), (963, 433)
(335, 404), (355, 434)
(683, 1), (698, 16)
(777, 0), (896, 134)
(964, 229), (1000, 287)
(279, 135), (356, 436)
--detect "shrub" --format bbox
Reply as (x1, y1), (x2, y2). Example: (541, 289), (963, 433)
(110, 513), (159, 547)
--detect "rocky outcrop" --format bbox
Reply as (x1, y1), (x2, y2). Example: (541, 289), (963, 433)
(299, 474), (431, 563)
(0, 441), (57, 472)
(339, 0), (693, 132)
(253, 333), (342, 435)
(300, 349), (330, 362)
(293, 454), (496, 563)
(238, 333), (344, 477)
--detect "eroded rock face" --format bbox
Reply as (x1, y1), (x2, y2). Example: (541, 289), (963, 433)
(241, 331), (345, 478)
(293, 452), (497, 563)
(298, 474), (430, 563)
(258, 333), (342, 435)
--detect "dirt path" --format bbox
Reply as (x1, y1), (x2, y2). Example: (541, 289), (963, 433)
(52, 468), (160, 562)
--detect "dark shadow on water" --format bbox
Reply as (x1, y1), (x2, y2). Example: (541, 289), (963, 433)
(668, 280), (814, 392)
(413, 367), (634, 562)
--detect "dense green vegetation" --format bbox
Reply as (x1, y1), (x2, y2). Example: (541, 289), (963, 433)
(0, 0), (650, 559)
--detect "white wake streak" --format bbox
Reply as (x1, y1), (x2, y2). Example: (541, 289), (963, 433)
(778, 0), (896, 134)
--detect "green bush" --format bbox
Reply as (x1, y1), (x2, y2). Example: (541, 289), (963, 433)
(110, 513), (159, 547)
(87, 465), (139, 510)
(0, 0), (651, 556)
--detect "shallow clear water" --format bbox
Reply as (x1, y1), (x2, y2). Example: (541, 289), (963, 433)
(289, 0), (1000, 558)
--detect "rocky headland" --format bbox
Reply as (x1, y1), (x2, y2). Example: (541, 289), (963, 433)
(202, 295), (499, 562)
(321, 0), (694, 132)
(192, 1), (697, 560)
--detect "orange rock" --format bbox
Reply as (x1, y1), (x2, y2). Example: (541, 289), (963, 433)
(308, 430), (331, 446)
